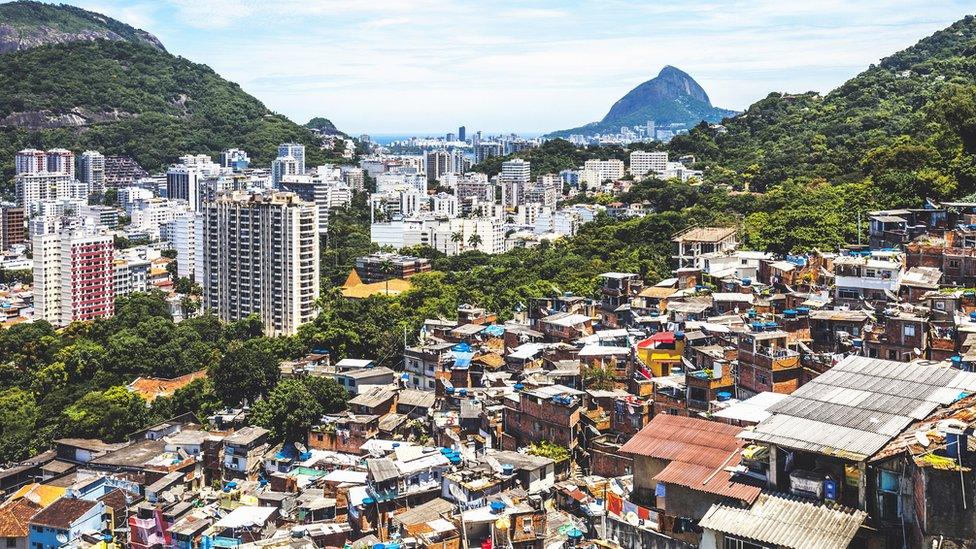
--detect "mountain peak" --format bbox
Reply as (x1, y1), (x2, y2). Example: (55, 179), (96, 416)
(547, 65), (734, 137)
(0, 0), (164, 54)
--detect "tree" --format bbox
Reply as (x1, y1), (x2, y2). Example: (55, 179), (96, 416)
(62, 386), (150, 442)
(301, 376), (349, 415)
(251, 379), (321, 443)
(0, 387), (40, 462)
(379, 258), (394, 295)
(225, 314), (265, 342)
(450, 231), (464, 253)
(467, 232), (483, 249)
(208, 339), (280, 406)
(583, 365), (616, 390)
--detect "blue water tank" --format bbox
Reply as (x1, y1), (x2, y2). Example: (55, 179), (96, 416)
(502, 464), (514, 475)
(363, 497), (375, 505)
(970, 311), (976, 321)
(747, 309), (757, 318)
(742, 278), (752, 286)
(446, 387), (455, 395)
(490, 501), (506, 513)
(717, 391), (732, 401)
(459, 389), (467, 397)
(784, 309), (797, 318)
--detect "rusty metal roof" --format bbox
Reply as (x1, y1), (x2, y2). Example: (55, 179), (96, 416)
(619, 414), (743, 467)
(653, 459), (761, 503)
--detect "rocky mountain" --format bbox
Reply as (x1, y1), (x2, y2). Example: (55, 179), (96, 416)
(549, 66), (736, 137)
(0, 1), (163, 54)
(0, 2), (330, 182)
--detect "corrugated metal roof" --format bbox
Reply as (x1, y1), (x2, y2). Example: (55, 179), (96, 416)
(653, 459), (761, 503)
(699, 493), (867, 549)
(366, 458), (399, 483)
(745, 356), (976, 459)
(620, 415), (743, 467)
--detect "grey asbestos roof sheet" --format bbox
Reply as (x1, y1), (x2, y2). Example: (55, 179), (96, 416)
(699, 493), (867, 549)
(743, 356), (976, 460)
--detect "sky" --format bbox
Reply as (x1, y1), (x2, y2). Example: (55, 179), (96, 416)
(49, 0), (976, 134)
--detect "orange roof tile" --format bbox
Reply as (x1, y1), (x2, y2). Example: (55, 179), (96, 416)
(10, 484), (67, 508)
(0, 499), (40, 537)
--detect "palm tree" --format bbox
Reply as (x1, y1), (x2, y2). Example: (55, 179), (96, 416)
(450, 231), (464, 254)
(379, 259), (394, 295)
(467, 232), (483, 250)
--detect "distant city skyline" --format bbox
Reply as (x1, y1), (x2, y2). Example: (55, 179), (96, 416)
(56, 0), (975, 133)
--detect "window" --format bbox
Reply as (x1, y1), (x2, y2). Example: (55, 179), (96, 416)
(904, 325), (916, 337)
(950, 259), (961, 268)
(7, 537), (17, 548)
(888, 350), (899, 360)
(522, 517), (534, 534)
(756, 373), (769, 386)
(725, 538), (770, 549)
(878, 470), (902, 520)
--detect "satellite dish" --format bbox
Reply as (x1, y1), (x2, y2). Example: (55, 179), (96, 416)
(295, 442), (307, 454)
(626, 512), (639, 526)
(56, 533), (69, 544)
(914, 348), (922, 356)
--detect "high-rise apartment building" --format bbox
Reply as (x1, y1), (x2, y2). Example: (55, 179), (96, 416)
(78, 151), (106, 194)
(277, 143), (306, 173)
(500, 159), (531, 209)
(630, 151), (668, 177)
(220, 148), (251, 171)
(202, 192), (319, 336)
(15, 149), (46, 175)
(0, 206), (25, 250)
(46, 149), (75, 177)
(166, 155), (222, 211)
(172, 212), (203, 282)
(458, 126), (466, 142)
(425, 150), (450, 182)
(15, 172), (88, 214)
(33, 224), (115, 326)
(583, 159), (625, 182)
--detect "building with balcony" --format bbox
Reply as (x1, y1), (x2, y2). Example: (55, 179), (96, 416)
(672, 226), (738, 269)
(833, 253), (903, 308)
(222, 427), (270, 480)
(202, 191), (319, 336)
(33, 224), (114, 326)
(736, 329), (801, 396)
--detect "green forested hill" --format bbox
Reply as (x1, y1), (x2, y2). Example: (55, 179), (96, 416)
(671, 14), (976, 198)
(0, 39), (328, 182)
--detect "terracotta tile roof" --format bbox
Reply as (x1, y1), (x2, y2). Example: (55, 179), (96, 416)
(127, 370), (207, 402)
(29, 497), (97, 529)
(0, 499), (41, 537)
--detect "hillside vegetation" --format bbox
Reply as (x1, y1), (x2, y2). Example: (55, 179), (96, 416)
(671, 15), (976, 199)
(0, 40), (328, 182)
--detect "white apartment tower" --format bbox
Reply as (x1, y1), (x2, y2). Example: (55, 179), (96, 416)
(78, 151), (106, 194)
(33, 224), (115, 326)
(500, 159), (531, 209)
(202, 192), (320, 336)
(629, 151), (668, 177)
(583, 159), (625, 182)
(172, 212), (203, 281)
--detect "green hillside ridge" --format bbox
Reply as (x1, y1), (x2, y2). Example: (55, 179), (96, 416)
(549, 66), (736, 137)
(0, 0), (164, 53)
(0, 39), (329, 183)
(669, 14), (976, 196)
